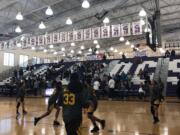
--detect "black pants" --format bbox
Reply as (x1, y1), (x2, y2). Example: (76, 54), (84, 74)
(65, 119), (82, 135)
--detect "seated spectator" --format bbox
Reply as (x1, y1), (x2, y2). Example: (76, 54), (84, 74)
(138, 82), (145, 99)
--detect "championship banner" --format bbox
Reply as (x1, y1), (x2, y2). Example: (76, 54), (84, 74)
(112, 24), (121, 37)
(101, 26), (110, 39)
(45, 34), (52, 45)
(60, 32), (67, 43)
(38, 35), (45, 46)
(132, 21), (142, 35)
(30, 37), (36, 46)
(74, 29), (83, 41)
(84, 28), (91, 40)
(92, 27), (101, 39)
(53, 33), (59, 44)
(121, 23), (131, 36)
(68, 31), (74, 42)
(0, 21), (144, 50)
(26, 37), (31, 47)
(22, 39), (27, 48)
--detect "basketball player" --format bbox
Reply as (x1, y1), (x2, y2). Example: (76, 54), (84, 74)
(62, 73), (89, 135)
(34, 81), (62, 126)
(150, 80), (161, 124)
(16, 79), (27, 119)
(85, 79), (106, 133)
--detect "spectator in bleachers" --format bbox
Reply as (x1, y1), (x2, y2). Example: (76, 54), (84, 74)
(122, 53), (126, 61)
(108, 77), (115, 100)
(138, 69), (144, 79)
(138, 82), (145, 100)
(177, 76), (180, 99)
(93, 78), (101, 98)
(170, 49), (176, 59)
(33, 79), (39, 96)
(19, 68), (24, 79)
(165, 50), (170, 57)
(13, 69), (18, 79)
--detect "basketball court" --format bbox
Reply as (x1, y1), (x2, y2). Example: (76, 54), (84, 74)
(0, 97), (180, 135)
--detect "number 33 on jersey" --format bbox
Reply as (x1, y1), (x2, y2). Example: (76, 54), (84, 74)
(63, 91), (76, 105)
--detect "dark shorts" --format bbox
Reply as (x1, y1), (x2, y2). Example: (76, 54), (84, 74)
(16, 96), (24, 102)
(88, 100), (98, 114)
(65, 119), (82, 135)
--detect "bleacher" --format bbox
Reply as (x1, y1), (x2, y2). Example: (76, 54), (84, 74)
(0, 56), (179, 98)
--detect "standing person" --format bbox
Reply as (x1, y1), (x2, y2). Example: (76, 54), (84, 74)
(62, 73), (89, 135)
(108, 77), (115, 100)
(177, 76), (180, 99)
(16, 80), (27, 119)
(149, 80), (161, 124)
(34, 81), (63, 126)
(85, 79), (105, 133)
(19, 68), (24, 79)
(158, 78), (164, 101)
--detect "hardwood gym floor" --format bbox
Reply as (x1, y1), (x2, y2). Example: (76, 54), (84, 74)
(0, 97), (180, 135)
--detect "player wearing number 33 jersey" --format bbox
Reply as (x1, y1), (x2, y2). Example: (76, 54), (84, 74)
(62, 73), (89, 135)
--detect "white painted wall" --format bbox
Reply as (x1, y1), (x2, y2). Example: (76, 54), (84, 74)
(0, 48), (55, 74)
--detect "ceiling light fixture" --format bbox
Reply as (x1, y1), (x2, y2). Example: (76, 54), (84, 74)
(31, 47), (35, 50)
(89, 48), (92, 52)
(119, 36), (125, 42)
(93, 40), (98, 44)
(45, 6), (53, 16)
(66, 18), (72, 25)
(114, 49), (118, 53)
(96, 50), (99, 54)
(43, 49), (47, 53)
(139, 8), (147, 17)
(16, 12), (23, 21)
(78, 50), (82, 54)
(53, 51), (57, 55)
(39, 21), (46, 29)
(140, 18), (145, 25)
(125, 40), (130, 45)
(70, 50), (74, 54)
(81, 45), (85, 50)
(131, 44), (135, 48)
(15, 26), (22, 33)
(96, 44), (100, 49)
(103, 17), (110, 24)
(71, 42), (75, 46)
(61, 47), (65, 51)
(49, 44), (54, 49)
(110, 47), (114, 51)
(82, 0), (90, 9)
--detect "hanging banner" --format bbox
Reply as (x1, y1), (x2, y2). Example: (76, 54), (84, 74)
(132, 21), (142, 35)
(101, 26), (110, 38)
(92, 27), (101, 39)
(53, 33), (59, 44)
(38, 35), (45, 46)
(74, 29), (83, 41)
(84, 28), (91, 40)
(60, 32), (67, 43)
(111, 24), (121, 37)
(30, 37), (36, 46)
(26, 37), (31, 47)
(0, 21), (143, 50)
(68, 31), (74, 42)
(121, 23), (131, 36)
(45, 34), (52, 45)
